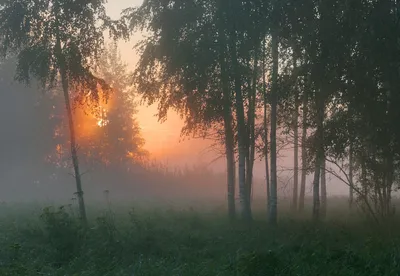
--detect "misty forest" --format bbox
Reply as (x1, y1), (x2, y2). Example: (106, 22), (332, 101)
(0, 0), (400, 275)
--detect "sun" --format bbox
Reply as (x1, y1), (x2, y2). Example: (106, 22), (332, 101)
(96, 107), (110, 127)
(97, 118), (109, 127)
(72, 92), (114, 143)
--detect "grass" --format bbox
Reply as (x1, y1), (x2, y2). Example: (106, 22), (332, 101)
(0, 199), (400, 275)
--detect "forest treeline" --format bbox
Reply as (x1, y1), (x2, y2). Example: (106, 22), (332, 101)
(0, 0), (399, 224)
(0, 47), (235, 206)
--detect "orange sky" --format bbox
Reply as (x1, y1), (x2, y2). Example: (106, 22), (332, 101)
(104, 0), (217, 166)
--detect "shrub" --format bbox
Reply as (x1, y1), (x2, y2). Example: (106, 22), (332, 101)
(40, 206), (83, 265)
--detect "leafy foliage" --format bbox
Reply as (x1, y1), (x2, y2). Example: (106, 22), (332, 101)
(44, 43), (148, 170)
(0, 0), (113, 101)
(123, 0), (400, 220)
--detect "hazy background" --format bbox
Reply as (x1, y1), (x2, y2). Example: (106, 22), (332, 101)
(0, 0), (348, 205)
(105, 0), (347, 195)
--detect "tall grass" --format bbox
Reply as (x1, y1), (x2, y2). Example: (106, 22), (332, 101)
(0, 199), (399, 275)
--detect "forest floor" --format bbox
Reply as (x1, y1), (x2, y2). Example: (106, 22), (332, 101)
(0, 199), (399, 276)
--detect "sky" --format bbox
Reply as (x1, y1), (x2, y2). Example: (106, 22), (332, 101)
(104, 0), (218, 167)
(103, 0), (349, 196)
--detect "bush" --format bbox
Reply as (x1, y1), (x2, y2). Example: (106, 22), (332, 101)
(40, 206), (83, 265)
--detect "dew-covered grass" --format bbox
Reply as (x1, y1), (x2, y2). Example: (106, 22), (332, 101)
(0, 199), (399, 275)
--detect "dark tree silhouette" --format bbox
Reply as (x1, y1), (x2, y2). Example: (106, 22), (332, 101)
(0, 0), (116, 223)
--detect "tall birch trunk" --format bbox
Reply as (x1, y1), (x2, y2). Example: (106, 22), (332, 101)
(320, 158), (327, 219)
(312, 157), (321, 222)
(230, 0), (251, 221)
(61, 70), (87, 224)
(246, 49), (258, 205)
(269, 30), (278, 225)
(385, 154), (394, 216)
(264, 102), (270, 212)
(55, 18), (87, 224)
(292, 53), (299, 211)
(320, 103), (326, 218)
(349, 143), (354, 209)
(217, 3), (236, 220)
(262, 39), (270, 212)
(53, 2), (87, 224)
(299, 89), (308, 212)
(224, 119), (236, 220)
(361, 158), (367, 203)
(312, 91), (324, 222)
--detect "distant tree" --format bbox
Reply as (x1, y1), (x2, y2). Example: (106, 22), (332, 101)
(47, 43), (148, 171)
(86, 42), (148, 168)
(0, 0), (116, 223)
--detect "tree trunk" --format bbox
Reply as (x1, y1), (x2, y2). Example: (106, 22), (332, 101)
(246, 48), (259, 206)
(265, 107), (270, 213)
(54, 4), (86, 224)
(292, 54), (299, 212)
(312, 159), (321, 222)
(349, 143), (354, 209)
(235, 76), (251, 221)
(269, 30), (278, 225)
(245, 127), (255, 207)
(225, 126), (236, 221)
(320, 158), (327, 219)
(246, 143), (253, 205)
(229, 0), (251, 221)
(361, 158), (368, 203)
(299, 88), (308, 212)
(385, 154), (394, 216)
(60, 70), (87, 224)
(378, 175), (384, 216)
(222, 105), (235, 221)
(217, 5), (236, 220)
(262, 39), (270, 213)
(312, 91), (324, 222)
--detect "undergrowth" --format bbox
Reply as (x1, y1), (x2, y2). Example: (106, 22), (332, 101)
(0, 203), (399, 275)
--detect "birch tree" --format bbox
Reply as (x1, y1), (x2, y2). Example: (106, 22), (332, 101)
(0, 0), (117, 223)
(269, 25), (279, 225)
(125, 0), (268, 221)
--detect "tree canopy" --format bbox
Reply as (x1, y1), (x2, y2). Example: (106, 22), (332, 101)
(124, 0), (400, 221)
